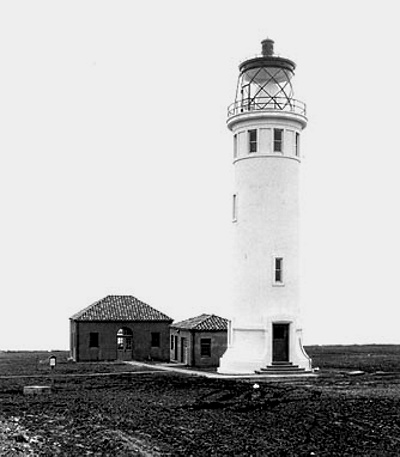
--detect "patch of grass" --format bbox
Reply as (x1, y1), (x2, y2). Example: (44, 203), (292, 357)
(0, 351), (145, 377)
(306, 344), (400, 372)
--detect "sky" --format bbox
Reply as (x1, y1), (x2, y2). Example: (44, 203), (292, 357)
(1, 1), (400, 350)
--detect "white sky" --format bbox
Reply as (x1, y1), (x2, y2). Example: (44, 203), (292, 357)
(1, 1), (400, 350)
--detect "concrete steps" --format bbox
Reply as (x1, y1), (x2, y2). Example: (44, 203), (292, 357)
(255, 362), (308, 376)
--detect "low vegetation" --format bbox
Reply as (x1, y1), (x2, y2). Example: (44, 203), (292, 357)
(307, 344), (400, 373)
(1, 346), (400, 455)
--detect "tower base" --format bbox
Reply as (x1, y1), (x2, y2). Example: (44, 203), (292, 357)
(218, 324), (312, 375)
(218, 347), (266, 374)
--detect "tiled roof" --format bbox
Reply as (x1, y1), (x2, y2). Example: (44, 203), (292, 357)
(70, 295), (173, 322)
(171, 314), (228, 331)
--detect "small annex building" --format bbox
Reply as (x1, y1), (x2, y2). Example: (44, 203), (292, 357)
(70, 295), (173, 362)
(170, 314), (228, 367)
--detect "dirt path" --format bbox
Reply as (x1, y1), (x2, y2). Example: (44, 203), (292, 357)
(1, 351), (400, 455)
(0, 369), (165, 380)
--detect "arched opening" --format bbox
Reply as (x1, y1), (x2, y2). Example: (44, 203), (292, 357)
(116, 327), (133, 360)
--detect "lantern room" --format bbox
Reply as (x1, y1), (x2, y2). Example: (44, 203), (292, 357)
(228, 38), (306, 118)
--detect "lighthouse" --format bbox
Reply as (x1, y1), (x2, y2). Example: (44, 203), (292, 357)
(218, 38), (312, 374)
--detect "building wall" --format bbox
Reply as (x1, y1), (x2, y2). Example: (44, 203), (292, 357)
(193, 331), (227, 367)
(170, 328), (227, 367)
(70, 320), (78, 361)
(231, 117), (303, 326)
(70, 320), (171, 362)
(219, 111), (312, 373)
(169, 329), (192, 365)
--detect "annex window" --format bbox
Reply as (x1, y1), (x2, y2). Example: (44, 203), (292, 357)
(273, 128), (284, 152)
(151, 332), (160, 348)
(248, 129), (257, 153)
(170, 335), (174, 350)
(295, 132), (300, 157)
(89, 332), (99, 348)
(274, 257), (284, 284)
(200, 338), (212, 357)
(233, 134), (238, 159)
(232, 194), (237, 222)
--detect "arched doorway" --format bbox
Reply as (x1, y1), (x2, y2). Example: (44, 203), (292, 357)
(116, 327), (133, 360)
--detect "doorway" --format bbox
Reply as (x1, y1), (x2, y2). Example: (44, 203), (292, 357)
(116, 327), (133, 360)
(174, 335), (178, 361)
(180, 337), (188, 364)
(272, 323), (289, 362)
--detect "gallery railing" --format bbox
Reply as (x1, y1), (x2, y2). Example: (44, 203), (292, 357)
(227, 96), (306, 117)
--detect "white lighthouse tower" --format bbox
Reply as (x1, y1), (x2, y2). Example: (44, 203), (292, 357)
(218, 38), (312, 374)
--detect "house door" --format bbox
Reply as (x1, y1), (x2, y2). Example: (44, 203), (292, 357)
(180, 337), (188, 364)
(174, 335), (178, 360)
(117, 327), (133, 361)
(272, 323), (289, 362)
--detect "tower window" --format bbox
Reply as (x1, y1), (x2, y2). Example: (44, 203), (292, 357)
(274, 129), (283, 152)
(248, 129), (257, 153)
(233, 134), (238, 159)
(232, 194), (237, 222)
(295, 132), (300, 157)
(274, 257), (283, 284)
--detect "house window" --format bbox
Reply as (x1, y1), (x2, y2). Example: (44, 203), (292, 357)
(274, 257), (283, 284)
(274, 128), (283, 152)
(248, 129), (257, 153)
(295, 132), (300, 157)
(89, 332), (99, 348)
(151, 332), (160, 348)
(232, 194), (237, 222)
(170, 335), (174, 350)
(233, 134), (238, 159)
(200, 338), (212, 357)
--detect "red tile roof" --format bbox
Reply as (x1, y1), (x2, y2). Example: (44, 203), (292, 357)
(70, 295), (173, 322)
(171, 314), (228, 331)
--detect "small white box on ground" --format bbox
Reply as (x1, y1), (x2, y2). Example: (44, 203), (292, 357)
(23, 385), (51, 396)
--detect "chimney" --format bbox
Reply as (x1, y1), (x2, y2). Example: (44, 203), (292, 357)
(261, 38), (274, 56)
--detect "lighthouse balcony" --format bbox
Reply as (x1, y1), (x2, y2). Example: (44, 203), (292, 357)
(227, 96), (306, 118)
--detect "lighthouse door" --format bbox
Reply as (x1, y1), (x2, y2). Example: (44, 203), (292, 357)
(272, 324), (289, 362)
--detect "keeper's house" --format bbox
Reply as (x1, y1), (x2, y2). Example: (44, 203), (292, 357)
(170, 314), (228, 367)
(70, 295), (173, 362)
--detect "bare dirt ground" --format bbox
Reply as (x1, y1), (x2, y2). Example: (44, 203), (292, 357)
(1, 346), (400, 456)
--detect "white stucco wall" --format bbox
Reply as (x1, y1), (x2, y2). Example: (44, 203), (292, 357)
(218, 111), (311, 374)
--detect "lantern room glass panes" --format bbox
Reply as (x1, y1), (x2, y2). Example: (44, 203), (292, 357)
(238, 66), (294, 113)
